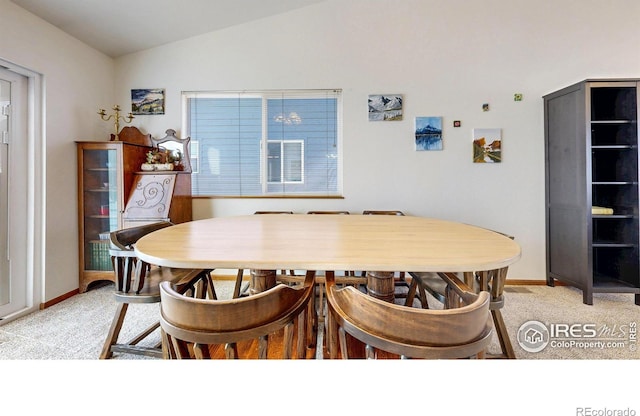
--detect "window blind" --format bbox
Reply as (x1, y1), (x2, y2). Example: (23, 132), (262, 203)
(183, 89), (341, 197)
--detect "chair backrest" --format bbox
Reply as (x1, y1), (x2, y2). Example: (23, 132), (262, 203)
(109, 221), (174, 296)
(307, 210), (350, 215)
(254, 211), (294, 214)
(325, 272), (492, 359)
(362, 210), (405, 216)
(109, 221), (209, 301)
(110, 221), (173, 251)
(160, 270), (316, 359)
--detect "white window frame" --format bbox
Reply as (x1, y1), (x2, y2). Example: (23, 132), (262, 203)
(266, 139), (304, 184)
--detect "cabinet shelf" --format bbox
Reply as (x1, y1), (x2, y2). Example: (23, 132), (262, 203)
(592, 181), (637, 185)
(591, 120), (634, 125)
(592, 242), (636, 248)
(591, 145), (636, 149)
(593, 274), (640, 291)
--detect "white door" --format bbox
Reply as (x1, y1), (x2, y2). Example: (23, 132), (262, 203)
(0, 67), (28, 319)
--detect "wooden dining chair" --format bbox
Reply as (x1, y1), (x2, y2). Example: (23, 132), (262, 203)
(361, 210), (405, 216)
(405, 230), (517, 358)
(100, 221), (212, 359)
(159, 270), (316, 359)
(324, 271), (493, 359)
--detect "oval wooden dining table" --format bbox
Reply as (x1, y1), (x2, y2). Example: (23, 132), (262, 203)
(133, 214), (521, 302)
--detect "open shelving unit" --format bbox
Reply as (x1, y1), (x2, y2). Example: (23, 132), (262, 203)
(544, 79), (640, 305)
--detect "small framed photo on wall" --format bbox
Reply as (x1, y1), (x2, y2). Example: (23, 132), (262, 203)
(473, 128), (502, 163)
(368, 94), (403, 121)
(415, 116), (443, 151)
(131, 88), (165, 115)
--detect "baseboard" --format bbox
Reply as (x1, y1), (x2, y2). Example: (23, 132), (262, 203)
(506, 279), (565, 286)
(41, 288), (79, 310)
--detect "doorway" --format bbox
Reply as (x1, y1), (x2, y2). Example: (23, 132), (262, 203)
(0, 64), (35, 321)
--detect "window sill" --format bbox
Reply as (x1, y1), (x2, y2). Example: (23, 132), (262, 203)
(192, 195), (345, 199)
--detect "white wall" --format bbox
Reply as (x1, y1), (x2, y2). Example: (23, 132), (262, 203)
(113, 0), (640, 281)
(0, 0), (114, 301)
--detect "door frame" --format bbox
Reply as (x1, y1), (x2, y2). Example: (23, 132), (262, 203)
(0, 58), (45, 324)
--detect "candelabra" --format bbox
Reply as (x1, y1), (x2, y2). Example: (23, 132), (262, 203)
(97, 105), (135, 140)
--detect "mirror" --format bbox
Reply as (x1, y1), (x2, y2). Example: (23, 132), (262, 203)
(151, 129), (192, 172)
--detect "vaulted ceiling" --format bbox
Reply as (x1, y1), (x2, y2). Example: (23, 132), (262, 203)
(10, 0), (326, 57)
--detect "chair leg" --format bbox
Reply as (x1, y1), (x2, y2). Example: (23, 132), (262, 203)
(296, 310), (306, 359)
(193, 343), (211, 359)
(490, 309), (516, 359)
(100, 302), (128, 359)
(233, 269), (244, 298)
(317, 281), (325, 321)
(161, 329), (171, 359)
(224, 342), (238, 359)
(405, 278), (418, 307)
(258, 335), (268, 359)
(283, 322), (294, 359)
(338, 327), (349, 359)
(405, 277), (430, 309)
(326, 306), (338, 359)
(306, 293), (316, 348)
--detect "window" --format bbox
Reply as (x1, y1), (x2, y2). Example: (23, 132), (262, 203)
(267, 140), (304, 183)
(182, 89), (341, 197)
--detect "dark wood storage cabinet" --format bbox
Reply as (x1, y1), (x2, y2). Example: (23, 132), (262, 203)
(544, 79), (640, 305)
(76, 140), (193, 293)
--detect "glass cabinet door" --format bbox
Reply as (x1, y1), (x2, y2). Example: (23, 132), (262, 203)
(81, 147), (118, 272)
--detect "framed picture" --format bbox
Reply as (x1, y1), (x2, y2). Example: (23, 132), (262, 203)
(131, 88), (165, 115)
(368, 94), (403, 121)
(473, 128), (501, 163)
(415, 116), (442, 151)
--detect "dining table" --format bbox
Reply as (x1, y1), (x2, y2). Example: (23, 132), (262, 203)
(133, 214), (522, 303)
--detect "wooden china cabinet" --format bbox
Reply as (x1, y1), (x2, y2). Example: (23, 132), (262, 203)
(76, 127), (192, 293)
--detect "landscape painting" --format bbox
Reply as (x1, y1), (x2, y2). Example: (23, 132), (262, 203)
(131, 88), (165, 115)
(368, 94), (403, 121)
(473, 128), (501, 163)
(415, 117), (443, 150)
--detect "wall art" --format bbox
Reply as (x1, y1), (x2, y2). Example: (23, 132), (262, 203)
(415, 116), (443, 151)
(131, 88), (165, 115)
(368, 94), (403, 121)
(473, 128), (501, 163)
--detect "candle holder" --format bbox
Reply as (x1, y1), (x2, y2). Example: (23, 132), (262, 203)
(98, 105), (135, 140)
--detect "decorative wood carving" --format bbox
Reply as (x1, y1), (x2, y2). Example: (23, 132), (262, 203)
(123, 174), (177, 222)
(111, 126), (153, 147)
